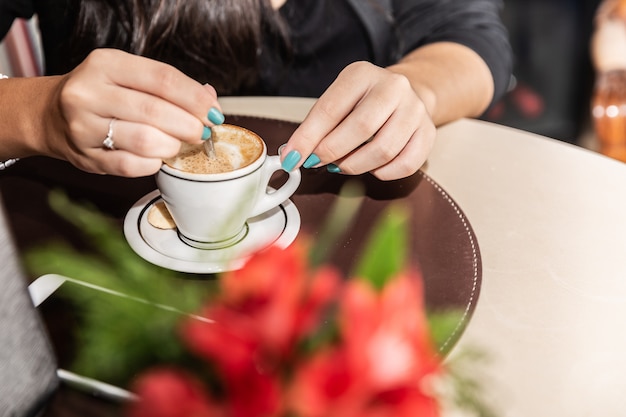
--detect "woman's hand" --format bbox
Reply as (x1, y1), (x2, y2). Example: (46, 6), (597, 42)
(48, 49), (224, 177)
(280, 61), (436, 181)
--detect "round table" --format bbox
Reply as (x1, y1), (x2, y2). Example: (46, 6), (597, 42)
(220, 97), (626, 417)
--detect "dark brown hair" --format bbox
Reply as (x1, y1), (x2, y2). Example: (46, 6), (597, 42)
(69, 0), (290, 95)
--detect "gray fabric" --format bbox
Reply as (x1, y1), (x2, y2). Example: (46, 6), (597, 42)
(0, 200), (58, 417)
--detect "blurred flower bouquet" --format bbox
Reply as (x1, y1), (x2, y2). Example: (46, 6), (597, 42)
(129, 241), (440, 417)
(27, 189), (491, 417)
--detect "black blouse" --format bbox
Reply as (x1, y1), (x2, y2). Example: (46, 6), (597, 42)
(0, 0), (512, 104)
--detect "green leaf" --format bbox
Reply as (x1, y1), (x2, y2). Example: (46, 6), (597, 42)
(427, 309), (465, 354)
(352, 203), (409, 290)
(24, 190), (216, 386)
(67, 284), (189, 387)
(442, 347), (498, 417)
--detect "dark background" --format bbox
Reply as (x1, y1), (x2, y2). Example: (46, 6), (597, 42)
(484, 0), (603, 144)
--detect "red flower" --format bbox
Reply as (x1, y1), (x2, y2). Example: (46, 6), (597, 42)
(127, 368), (220, 417)
(288, 347), (365, 417)
(182, 241), (340, 375)
(219, 241), (340, 356)
(340, 271), (440, 390)
(223, 366), (283, 417)
(178, 240), (340, 417)
(129, 242), (444, 417)
(289, 270), (442, 417)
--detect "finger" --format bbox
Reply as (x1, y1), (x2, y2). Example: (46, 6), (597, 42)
(333, 94), (425, 174)
(203, 83), (218, 100)
(370, 123), (436, 181)
(63, 52), (219, 146)
(325, 138), (408, 178)
(326, 96), (435, 180)
(94, 85), (208, 144)
(310, 80), (404, 165)
(76, 147), (164, 178)
(93, 50), (222, 126)
(96, 118), (182, 159)
(281, 63), (375, 166)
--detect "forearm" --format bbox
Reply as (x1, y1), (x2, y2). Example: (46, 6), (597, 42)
(0, 75), (65, 159)
(387, 41), (494, 126)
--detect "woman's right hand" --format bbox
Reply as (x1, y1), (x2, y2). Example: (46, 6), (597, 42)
(47, 49), (224, 177)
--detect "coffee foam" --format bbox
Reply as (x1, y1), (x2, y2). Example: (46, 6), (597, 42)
(163, 124), (263, 174)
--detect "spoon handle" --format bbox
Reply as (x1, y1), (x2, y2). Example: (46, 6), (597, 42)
(204, 137), (216, 158)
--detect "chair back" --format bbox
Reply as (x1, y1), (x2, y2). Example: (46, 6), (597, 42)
(0, 196), (58, 417)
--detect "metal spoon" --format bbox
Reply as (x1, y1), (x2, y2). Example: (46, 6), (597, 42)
(203, 137), (216, 158)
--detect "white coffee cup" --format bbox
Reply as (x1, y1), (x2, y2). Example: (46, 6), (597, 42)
(157, 124), (301, 249)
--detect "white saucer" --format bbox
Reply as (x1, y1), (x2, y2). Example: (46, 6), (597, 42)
(123, 190), (300, 274)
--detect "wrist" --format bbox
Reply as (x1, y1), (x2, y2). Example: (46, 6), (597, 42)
(0, 75), (66, 159)
(388, 43), (494, 125)
(0, 74), (19, 169)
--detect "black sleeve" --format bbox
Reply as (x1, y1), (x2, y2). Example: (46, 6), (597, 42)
(393, 0), (513, 105)
(0, 0), (35, 39)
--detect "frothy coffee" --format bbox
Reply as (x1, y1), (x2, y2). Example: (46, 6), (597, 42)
(164, 124), (264, 174)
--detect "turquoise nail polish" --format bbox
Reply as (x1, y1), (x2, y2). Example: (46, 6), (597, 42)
(201, 126), (212, 140)
(281, 150), (301, 172)
(327, 163), (342, 173)
(303, 153), (321, 169)
(208, 107), (225, 125)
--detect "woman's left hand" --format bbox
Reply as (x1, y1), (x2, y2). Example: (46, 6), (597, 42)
(280, 61), (436, 181)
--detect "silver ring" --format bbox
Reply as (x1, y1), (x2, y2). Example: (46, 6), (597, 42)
(102, 118), (116, 150)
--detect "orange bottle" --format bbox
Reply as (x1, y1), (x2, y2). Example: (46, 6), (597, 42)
(591, 0), (626, 161)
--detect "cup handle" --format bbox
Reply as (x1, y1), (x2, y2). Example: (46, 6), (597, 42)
(250, 155), (301, 218)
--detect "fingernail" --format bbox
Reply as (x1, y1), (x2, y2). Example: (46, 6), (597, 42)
(327, 163), (342, 173)
(201, 126), (212, 140)
(281, 150), (301, 172)
(303, 153), (321, 169)
(208, 107), (225, 125)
